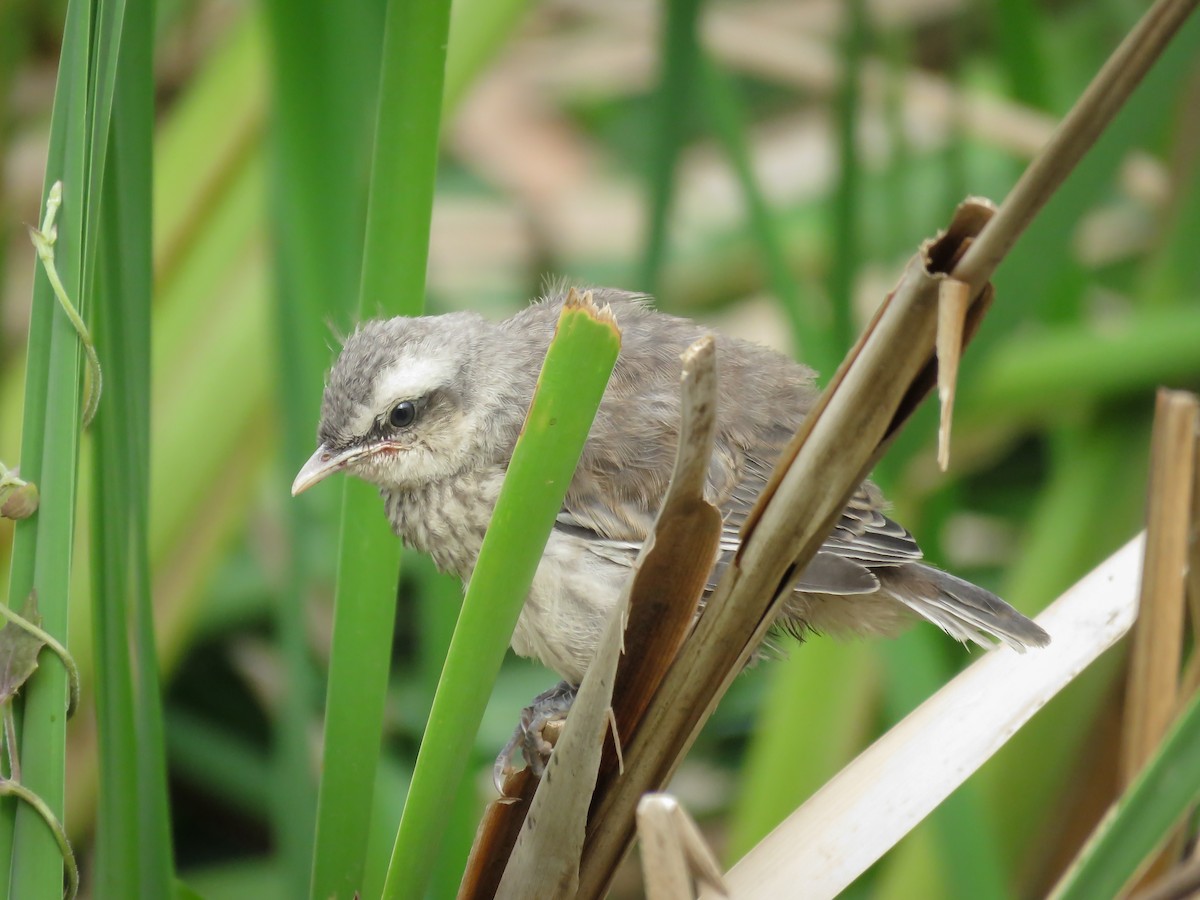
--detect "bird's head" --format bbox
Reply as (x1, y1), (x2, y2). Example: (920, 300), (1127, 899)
(291, 312), (499, 496)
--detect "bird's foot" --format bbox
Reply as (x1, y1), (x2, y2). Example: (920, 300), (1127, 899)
(493, 680), (578, 795)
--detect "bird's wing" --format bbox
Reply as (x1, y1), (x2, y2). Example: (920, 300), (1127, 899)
(717, 453), (922, 594)
(558, 446), (923, 597)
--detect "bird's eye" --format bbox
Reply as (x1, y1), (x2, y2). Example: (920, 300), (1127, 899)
(389, 400), (418, 428)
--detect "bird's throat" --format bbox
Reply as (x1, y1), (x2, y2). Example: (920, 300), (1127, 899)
(381, 468), (505, 580)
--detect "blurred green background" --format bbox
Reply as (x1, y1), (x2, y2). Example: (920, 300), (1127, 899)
(1, 0), (1198, 896)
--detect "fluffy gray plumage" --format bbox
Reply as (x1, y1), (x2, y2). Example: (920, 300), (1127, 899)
(304, 286), (1049, 685)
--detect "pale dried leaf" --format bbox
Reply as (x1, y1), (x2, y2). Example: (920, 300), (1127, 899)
(936, 277), (969, 471)
(637, 794), (727, 900)
(705, 536), (1143, 899)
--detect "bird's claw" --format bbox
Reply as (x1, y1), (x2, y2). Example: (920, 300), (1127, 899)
(493, 681), (578, 795)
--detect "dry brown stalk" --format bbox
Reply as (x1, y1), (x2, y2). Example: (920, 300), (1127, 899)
(1120, 389), (1200, 888)
(1188, 423), (1200, 647)
(1121, 389), (1198, 789)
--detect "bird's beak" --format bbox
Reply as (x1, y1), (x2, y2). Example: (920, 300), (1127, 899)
(292, 444), (354, 496)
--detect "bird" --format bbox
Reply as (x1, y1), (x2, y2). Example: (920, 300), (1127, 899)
(292, 286), (1050, 778)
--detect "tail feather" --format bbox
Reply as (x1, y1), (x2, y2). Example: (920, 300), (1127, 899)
(884, 564), (1050, 652)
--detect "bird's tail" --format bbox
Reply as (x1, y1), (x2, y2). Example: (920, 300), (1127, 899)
(883, 563), (1050, 652)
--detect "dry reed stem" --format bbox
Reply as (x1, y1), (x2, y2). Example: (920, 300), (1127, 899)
(1120, 389), (1198, 789)
(1120, 389), (1200, 889)
(1188, 425), (1200, 645)
(1182, 424), (1200, 714)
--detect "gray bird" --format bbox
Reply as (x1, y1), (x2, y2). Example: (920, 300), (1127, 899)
(293, 287), (1049, 774)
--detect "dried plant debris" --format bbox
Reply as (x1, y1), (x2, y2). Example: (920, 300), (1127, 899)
(0, 592), (79, 718)
(0, 463), (38, 520)
(935, 277), (970, 471)
(637, 794), (728, 900)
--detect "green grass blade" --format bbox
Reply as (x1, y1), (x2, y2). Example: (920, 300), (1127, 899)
(1053, 689), (1200, 899)
(309, 0), (454, 896)
(119, 1), (177, 891)
(3, 0), (93, 894)
(638, 0), (703, 294)
(357, 0), (454, 307)
(90, 0), (175, 894)
(261, 1), (384, 894)
(311, 480), (405, 900)
(381, 299), (621, 899)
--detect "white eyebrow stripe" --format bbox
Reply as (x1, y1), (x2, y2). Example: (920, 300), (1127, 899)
(373, 356), (455, 411)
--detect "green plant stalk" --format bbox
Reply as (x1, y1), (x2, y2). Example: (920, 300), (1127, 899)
(2, 0), (94, 891)
(312, 481), (404, 900)
(309, 0), (454, 896)
(0, 27), (272, 841)
(91, 0), (176, 891)
(637, 0), (703, 295)
(406, 552), (477, 896)
(362, 758), (411, 899)
(381, 301), (621, 899)
(27, 185), (101, 428)
(1053, 688), (1200, 899)
(261, 0), (384, 894)
(357, 0), (453, 307)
